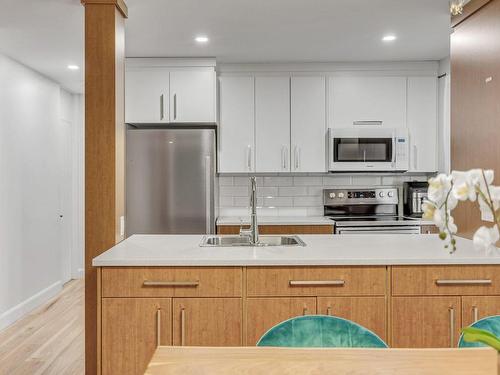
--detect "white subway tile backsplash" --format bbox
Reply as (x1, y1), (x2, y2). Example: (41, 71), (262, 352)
(217, 174), (429, 218)
(322, 176), (351, 186)
(218, 177), (234, 186)
(293, 176), (323, 186)
(293, 196), (323, 207)
(257, 187), (279, 197)
(219, 196), (234, 207)
(264, 196), (293, 207)
(263, 176), (293, 186)
(279, 186), (308, 196)
(351, 176), (381, 186)
(220, 186), (248, 197)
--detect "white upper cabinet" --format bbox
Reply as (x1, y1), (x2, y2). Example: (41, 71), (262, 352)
(218, 76), (255, 173)
(407, 77), (438, 172)
(125, 69), (170, 123)
(291, 76), (326, 172)
(329, 76), (407, 128)
(169, 69), (216, 123)
(255, 77), (291, 173)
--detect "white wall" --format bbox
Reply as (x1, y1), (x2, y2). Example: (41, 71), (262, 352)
(0, 54), (83, 330)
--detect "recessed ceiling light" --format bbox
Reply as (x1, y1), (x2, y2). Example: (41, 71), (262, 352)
(382, 35), (397, 42)
(195, 36), (209, 43)
(67, 65), (80, 70)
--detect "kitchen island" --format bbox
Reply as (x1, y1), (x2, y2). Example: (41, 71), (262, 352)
(93, 234), (500, 375)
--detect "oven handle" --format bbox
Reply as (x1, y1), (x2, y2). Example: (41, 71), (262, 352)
(336, 226), (421, 234)
(391, 133), (396, 164)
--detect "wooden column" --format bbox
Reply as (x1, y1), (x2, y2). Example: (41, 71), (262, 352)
(81, 1), (127, 374)
(451, 0), (500, 238)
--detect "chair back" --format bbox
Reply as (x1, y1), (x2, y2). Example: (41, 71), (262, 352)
(458, 315), (500, 348)
(257, 315), (388, 348)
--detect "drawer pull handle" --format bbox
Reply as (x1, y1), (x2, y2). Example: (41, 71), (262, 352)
(143, 280), (200, 287)
(326, 306), (332, 316)
(449, 306), (455, 348)
(181, 308), (186, 346)
(303, 307), (308, 316)
(473, 306), (479, 322)
(289, 280), (345, 286)
(435, 279), (492, 286)
(156, 309), (161, 348)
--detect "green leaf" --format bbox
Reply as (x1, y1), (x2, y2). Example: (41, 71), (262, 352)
(461, 327), (500, 351)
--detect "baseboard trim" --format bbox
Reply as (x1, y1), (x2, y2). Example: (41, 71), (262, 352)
(0, 280), (62, 331)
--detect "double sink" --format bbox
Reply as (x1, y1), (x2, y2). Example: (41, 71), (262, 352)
(200, 235), (306, 247)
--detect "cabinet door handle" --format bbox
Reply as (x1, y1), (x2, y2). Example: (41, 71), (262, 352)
(413, 144), (418, 170)
(160, 94), (165, 120)
(289, 280), (345, 286)
(247, 145), (252, 171)
(143, 280), (200, 287)
(281, 146), (286, 170)
(473, 306), (479, 322)
(303, 307), (308, 315)
(435, 279), (492, 286)
(173, 93), (177, 120)
(449, 306), (455, 348)
(326, 306), (332, 316)
(156, 309), (161, 348)
(294, 146), (300, 170)
(180, 307), (186, 346)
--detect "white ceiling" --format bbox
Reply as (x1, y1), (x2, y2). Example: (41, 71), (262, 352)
(0, 0), (451, 94)
(0, 0), (84, 93)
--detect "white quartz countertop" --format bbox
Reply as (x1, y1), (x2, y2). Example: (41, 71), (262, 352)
(216, 216), (333, 225)
(216, 216), (435, 226)
(92, 234), (500, 267)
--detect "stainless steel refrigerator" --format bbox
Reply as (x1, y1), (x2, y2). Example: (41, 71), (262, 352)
(126, 127), (216, 236)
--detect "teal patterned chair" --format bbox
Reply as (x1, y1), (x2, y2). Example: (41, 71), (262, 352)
(458, 315), (500, 348)
(257, 315), (388, 348)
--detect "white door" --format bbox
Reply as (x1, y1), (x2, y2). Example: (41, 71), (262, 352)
(169, 69), (216, 123)
(329, 76), (407, 128)
(407, 77), (438, 172)
(125, 68), (169, 123)
(255, 76), (291, 172)
(291, 76), (326, 172)
(218, 76), (255, 173)
(57, 119), (73, 284)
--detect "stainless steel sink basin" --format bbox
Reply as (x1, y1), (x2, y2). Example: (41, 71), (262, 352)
(200, 235), (306, 247)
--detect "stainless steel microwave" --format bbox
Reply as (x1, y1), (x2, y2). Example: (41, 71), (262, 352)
(327, 128), (409, 172)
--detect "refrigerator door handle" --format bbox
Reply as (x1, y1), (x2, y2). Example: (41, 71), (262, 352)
(205, 155), (212, 234)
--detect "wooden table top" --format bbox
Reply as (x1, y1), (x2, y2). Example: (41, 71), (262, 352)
(145, 346), (499, 375)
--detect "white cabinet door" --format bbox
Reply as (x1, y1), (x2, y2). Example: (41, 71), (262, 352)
(218, 76), (255, 173)
(291, 76), (326, 172)
(407, 77), (438, 172)
(125, 69), (169, 123)
(329, 76), (407, 129)
(169, 69), (216, 123)
(255, 77), (291, 172)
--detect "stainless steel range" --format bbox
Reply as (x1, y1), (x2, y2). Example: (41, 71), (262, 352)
(323, 187), (421, 234)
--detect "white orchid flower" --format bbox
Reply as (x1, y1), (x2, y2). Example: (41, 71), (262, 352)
(422, 201), (436, 221)
(473, 225), (500, 254)
(428, 174), (452, 205)
(451, 170), (477, 201)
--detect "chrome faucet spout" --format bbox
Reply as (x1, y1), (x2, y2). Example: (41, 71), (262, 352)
(240, 176), (259, 245)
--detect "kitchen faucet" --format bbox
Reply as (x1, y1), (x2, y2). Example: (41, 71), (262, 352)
(240, 176), (259, 245)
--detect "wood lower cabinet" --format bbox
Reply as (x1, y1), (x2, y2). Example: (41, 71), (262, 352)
(217, 224), (334, 235)
(462, 296), (500, 327)
(101, 298), (172, 375)
(172, 298), (242, 346)
(317, 297), (386, 341)
(246, 297), (316, 345)
(391, 297), (461, 348)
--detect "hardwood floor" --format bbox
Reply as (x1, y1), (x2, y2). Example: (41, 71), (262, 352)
(0, 279), (84, 375)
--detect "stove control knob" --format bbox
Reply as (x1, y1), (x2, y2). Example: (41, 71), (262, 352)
(388, 191), (394, 198)
(329, 192), (336, 199)
(338, 192), (345, 199)
(379, 191), (385, 198)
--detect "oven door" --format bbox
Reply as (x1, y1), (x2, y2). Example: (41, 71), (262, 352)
(336, 226), (421, 234)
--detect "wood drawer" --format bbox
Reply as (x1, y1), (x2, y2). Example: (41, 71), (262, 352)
(247, 266), (386, 297)
(102, 267), (243, 297)
(392, 265), (500, 296)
